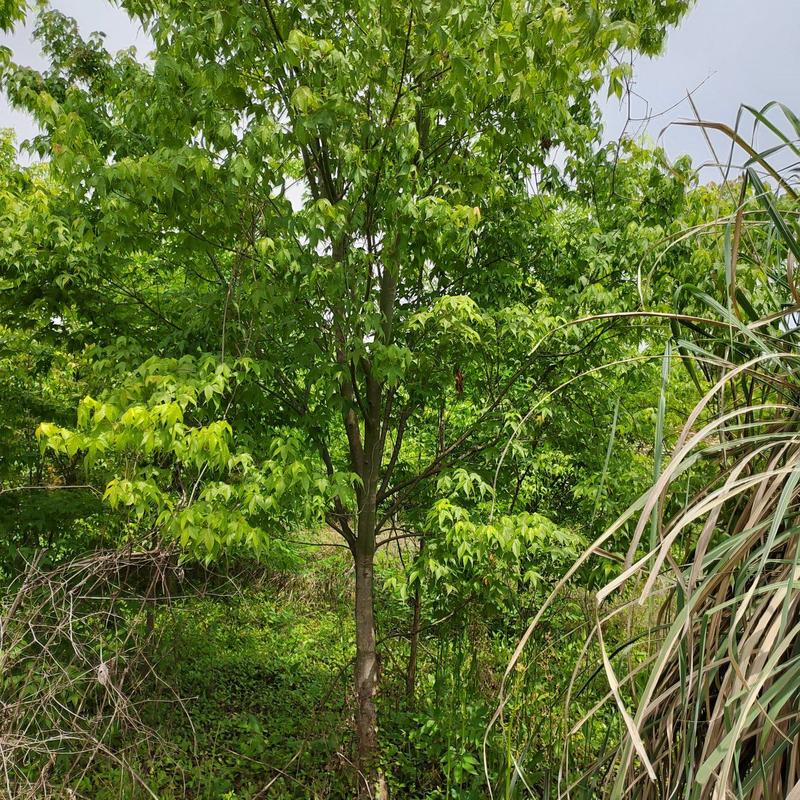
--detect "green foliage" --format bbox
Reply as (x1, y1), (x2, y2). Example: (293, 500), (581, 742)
(0, 1), (698, 561)
(140, 587), (354, 800)
(6, 564), (355, 800)
(0, 0), (708, 796)
(0, 545), (603, 799)
(0, 0), (26, 32)
(35, 354), (339, 561)
(418, 501), (583, 611)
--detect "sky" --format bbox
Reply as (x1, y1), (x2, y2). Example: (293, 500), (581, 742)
(1, 0), (799, 176)
(600, 0), (800, 176)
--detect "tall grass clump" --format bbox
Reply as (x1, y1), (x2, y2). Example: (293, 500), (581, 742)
(496, 102), (800, 799)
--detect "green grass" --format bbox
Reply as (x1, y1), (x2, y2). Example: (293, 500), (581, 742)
(72, 576), (355, 800)
(4, 540), (604, 799)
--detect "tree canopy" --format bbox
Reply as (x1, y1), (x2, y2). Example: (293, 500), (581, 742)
(17, 2), (800, 799)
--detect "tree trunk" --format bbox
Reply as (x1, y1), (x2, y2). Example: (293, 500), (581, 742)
(405, 579), (421, 705)
(354, 545), (387, 799)
(405, 539), (424, 706)
(345, 238), (397, 799)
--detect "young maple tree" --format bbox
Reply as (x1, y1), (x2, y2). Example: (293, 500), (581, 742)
(2, 1), (691, 794)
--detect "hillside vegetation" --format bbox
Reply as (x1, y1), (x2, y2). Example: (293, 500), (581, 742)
(1, 1), (799, 798)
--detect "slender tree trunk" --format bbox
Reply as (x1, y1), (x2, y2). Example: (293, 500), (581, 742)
(403, 400), (441, 704)
(354, 543), (386, 799)
(405, 537), (425, 706)
(345, 238), (397, 798)
(405, 576), (422, 705)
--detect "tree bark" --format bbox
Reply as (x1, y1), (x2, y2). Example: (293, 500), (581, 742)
(346, 242), (397, 799)
(405, 575), (422, 705)
(354, 543), (387, 799)
(405, 536), (425, 706)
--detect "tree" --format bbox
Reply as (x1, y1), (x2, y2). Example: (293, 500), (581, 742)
(0, 0), (25, 31)
(2, 1), (692, 794)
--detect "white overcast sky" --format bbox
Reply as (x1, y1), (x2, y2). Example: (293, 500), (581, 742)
(1, 0), (798, 177)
